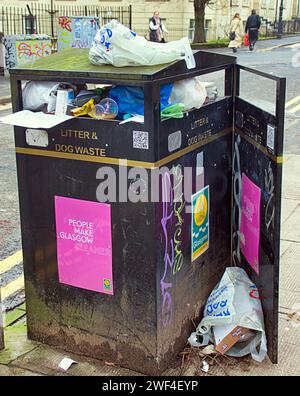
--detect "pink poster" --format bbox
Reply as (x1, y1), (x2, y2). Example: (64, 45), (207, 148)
(240, 174), (261, 275)
(55, 196), (113, 295)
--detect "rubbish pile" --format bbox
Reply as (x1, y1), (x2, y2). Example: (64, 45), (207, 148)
(188, 267), (267, 363)
(19, 77), (217, 123)
(89, 19), (195, 69)
(1, 20), (220, 127)
(179, 343), (252, 376)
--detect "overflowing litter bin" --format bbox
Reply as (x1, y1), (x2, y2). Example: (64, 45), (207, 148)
(9, 48), (285, 374)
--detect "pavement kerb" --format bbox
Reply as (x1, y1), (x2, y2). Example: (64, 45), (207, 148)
(0, 96), (11, 105)
(260, 39), (300, 52)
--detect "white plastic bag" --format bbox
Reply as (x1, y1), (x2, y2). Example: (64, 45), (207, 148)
(89, 20), (195, 69)
(22, 81), (80, 113)
(169, 77), (207, 111)
(22, 81), (60, 113)
(189, 267), (267, 362)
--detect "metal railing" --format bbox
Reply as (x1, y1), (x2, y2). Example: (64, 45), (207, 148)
(260, 17), (300, 37)
(0, 3), (132, 38)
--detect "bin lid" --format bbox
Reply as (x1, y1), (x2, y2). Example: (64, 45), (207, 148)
(10, 48), (235, 83)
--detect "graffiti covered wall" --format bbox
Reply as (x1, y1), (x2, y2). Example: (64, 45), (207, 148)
(16, 40), (51, 65)
(4, 35), (52, 69)
(57, 16), (99, 51)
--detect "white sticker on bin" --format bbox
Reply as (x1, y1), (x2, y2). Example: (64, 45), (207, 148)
(267, 124), (275, 151)
(168, 130), (182, 152)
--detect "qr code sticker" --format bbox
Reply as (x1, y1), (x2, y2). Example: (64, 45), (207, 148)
(133, 130), (149, 150)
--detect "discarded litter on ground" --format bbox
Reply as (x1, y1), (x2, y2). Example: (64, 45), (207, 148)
(58, 357), (77, 371)
(188, 267), (267, 362)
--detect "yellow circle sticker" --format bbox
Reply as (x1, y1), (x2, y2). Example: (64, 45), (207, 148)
(194, 194), (207, 226)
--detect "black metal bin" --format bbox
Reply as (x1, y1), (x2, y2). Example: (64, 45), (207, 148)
(9, 48), (285, 374)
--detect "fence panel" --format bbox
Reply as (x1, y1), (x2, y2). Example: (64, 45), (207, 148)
(0, 3), (132, 38)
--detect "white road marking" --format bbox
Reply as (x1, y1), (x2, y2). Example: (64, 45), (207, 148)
(0, 250), (24, 301)
(289, 102), (300, 114)
(0, 250), (23, 275)
(1, 275), (24, 300)
(285, 43), (300, 48)
(285, 95), (300, 108)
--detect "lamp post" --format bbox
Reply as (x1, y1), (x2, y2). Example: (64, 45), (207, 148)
(277, 0), (284, 38)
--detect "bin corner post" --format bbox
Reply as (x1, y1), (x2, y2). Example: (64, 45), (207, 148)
(143, 81), (160, 162)
(275, 77), (286, 155)
(224, 64), (235, 98)
(0, 290), (4, 350)
(10, 74), (23, 112)
(233, 64), (240, 99)
(271, 75), (286, 364)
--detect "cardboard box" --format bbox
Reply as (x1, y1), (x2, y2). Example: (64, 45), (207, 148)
(214, 324), (250, 355)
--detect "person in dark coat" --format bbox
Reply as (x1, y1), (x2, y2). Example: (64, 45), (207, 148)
(245, 9), (261, 51)
(149, 11), (168, 43)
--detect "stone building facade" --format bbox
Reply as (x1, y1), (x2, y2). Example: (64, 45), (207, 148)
(0, 0), (299, 41)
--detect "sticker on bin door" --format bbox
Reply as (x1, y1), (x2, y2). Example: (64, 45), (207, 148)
(55, 196), (113, 295)
(191, 186), (209, 262)
(240, 174), (261, 275)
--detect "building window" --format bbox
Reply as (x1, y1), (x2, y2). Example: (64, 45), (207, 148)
(188, 19), (195, 41)
(261, 0), (268, 9)
(188, 19), (210, 42)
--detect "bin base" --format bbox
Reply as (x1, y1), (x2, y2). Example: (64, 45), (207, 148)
(25, 280), (195, 375)
(26, 316), (193, 375)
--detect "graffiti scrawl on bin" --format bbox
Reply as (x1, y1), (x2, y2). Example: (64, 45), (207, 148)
(160, 165), (185, 327)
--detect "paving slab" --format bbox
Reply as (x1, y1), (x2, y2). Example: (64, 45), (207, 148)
(281, 206), (300, 243)
(3, 307), (26, 328)
(11, 344), (143, 376)
(280, 240), (293, 257)
(0, 319), (38, 365)
(279, 289), (300, 311)
(282, 155), (300, 200)
(0, 76), (11, 104)
(0, 363), (42, 376)
(279, 242), (300, 294)
(281, 198), (299, 225)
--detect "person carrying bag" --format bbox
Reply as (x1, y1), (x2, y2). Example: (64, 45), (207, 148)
(149, 11), (168, 43)
(245, 9), (261, 51)
(228, 13), (244, 53)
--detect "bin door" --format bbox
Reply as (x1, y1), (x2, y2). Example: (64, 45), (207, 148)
(232, 65), (286, 363)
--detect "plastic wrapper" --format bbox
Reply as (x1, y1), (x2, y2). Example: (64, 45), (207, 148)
(22, 81), (84, 113)
(169, 77), (207, 111)
(108, 83), (173, 117)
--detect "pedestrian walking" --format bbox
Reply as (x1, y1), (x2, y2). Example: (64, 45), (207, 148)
(245, 9), (261, 51)
(228, 13), (244, 53)
(149, 11), (168, 43)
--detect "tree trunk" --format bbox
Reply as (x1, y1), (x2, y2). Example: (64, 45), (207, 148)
(193, 0), (206, 43)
